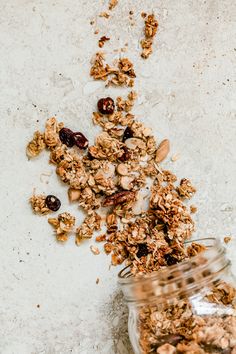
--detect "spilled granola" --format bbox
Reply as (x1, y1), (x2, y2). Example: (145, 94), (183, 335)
(141, 14), (158, 59)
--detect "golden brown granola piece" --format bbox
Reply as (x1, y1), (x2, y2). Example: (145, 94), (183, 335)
(187, 242), (206, 257)
(98, 36), (110, 48)
(102, 191), (136, 207)
(26, 131), (46, 158)
(206, 281), (236, 305)
(90, 245), (100, 255)
(90, 52), (110, 81)
(106, 213), (118, 233)
(141, 14), (158, 59)
(190, 205), (197, 214)
(44, 117), (63, 148)
(30, 194), (51, 215)
(116, 91), (137, 112)
(99, 12), (110, 18)
(177, 178), (196, 199)
(224, 236), (232, 244)
(75, 212), (101, 245)
(118, 58), (136, 78)
(48, 212), (75, 242)
(108, 0), (118, 10)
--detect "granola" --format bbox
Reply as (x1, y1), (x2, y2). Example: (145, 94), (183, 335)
(48, 212), (75, 242)
(141, 14), (158, 59)
(30, 194), (51, 215)
(26, 131), (45, 158)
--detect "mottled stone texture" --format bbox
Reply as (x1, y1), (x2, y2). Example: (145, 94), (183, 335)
(0, 0), (235, 353)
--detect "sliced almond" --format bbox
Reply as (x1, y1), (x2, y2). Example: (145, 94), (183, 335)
(155, 139), (170, 163)
(125, 137), (146, 150)
(90, 245), (100, 255)
(120, 176), (134, 190)
(117, 163), (129, 176)
(68, 188), (81, 202)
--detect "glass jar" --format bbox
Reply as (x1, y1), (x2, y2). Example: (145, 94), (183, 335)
(118, 238), (236, 354)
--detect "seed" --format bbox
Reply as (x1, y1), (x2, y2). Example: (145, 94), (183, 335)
(137, 244), (149, 258)
(59, 128), (75, 147)
(122, 126), (134, 142)
(97, 97), (115, 115)
(73, 132), (89, 149)
(45, 195), (61, 211)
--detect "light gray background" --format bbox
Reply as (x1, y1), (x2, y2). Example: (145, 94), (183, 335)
(0, 0), (236, 353)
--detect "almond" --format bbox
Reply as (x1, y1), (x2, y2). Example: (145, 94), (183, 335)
(116, 163), (129, 176)
(155, 139), (170, 163)
(68, 188), (81, 202)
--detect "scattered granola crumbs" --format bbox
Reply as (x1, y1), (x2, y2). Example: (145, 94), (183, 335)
(48, 212), (75, 242)
(26, 131), (46, 158)
(190, 205), (197, 214)
(90, 245), (100, 255)
(224, 236), (232, 244)
(140, 13), (158, 59)
(98, 35), (110, 48)
(108, 0), (118, 10)
(99, 12), (110, 18)
(177, 178), (196, 199)
(30, 194), (51, 215)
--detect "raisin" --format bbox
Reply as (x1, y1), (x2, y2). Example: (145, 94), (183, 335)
(164, 253), (178, 266)
(97, 97), (115, 115)
(122, 127), (134, 142)
(137, 244), (149, 258)
(119, 146), (131, 162)
(45, 195), (61, 211)
(59, 128), (75, 147)
(73, 132), (89, 149)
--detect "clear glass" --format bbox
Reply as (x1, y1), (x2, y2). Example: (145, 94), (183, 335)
(118, 238), (236, 354)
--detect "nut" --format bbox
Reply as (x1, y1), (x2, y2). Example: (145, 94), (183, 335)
(68, 188), (81, 202)
(155, 139), (170, 163)
(120, 176), (134, 190)
(102, 191), (136, 206)
(116, 163), (129, 176)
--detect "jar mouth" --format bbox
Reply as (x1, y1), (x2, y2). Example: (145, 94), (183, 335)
(118, 237), (230, 304)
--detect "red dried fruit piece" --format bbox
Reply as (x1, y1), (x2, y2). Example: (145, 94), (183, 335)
(122, 126), (134, 142)
(73, 132), (89, 149)
(59, 128), (75, 147)
(45, 195), (61, 211)
(137, 244), (149, 258)
(97, 97), (115, 115)
(102, 191), (136, 207)
(119, 146), (131, 162)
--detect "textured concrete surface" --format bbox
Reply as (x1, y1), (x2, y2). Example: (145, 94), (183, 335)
(0, 0), (236, 353)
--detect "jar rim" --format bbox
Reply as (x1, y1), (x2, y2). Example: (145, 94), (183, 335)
(118, 237), (230, 304)
(118, 237), (223, 283)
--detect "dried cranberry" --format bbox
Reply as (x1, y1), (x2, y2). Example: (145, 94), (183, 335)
(119, 146), (131, 162)
(137, 244), (149, 258)
(122, 127), (134, 142)
(59, 128), (74, 147)
(97, 97), (115, 115)
(45, 195), (61, 211)
(73, 132), (89, 149)
(164, 253), (178, 266)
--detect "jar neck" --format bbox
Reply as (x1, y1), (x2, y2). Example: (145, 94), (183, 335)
(118, 238), (231, 306)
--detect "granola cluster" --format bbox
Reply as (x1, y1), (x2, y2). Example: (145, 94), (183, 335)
(90, 53), (135, 87)
(48, 212), (75, 242)
(140, 14), (158, 59)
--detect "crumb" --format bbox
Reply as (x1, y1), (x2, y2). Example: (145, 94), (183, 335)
(96, 277), (100, 284)
(224, 236), (232, 244)
(98, 35), (110, 48)
(90, 245), (100, 255)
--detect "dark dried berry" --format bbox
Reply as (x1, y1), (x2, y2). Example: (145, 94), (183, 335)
(122, 127), (134, 142)
(73, 132), (89, 149)
(97, 97), (115, 115)
(164, 253), (178, 266)
(45, 195), (61, 211)
(137, 244), (149, 258)
(119, 146), (131, 162)
(59, 128), (75, 147)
